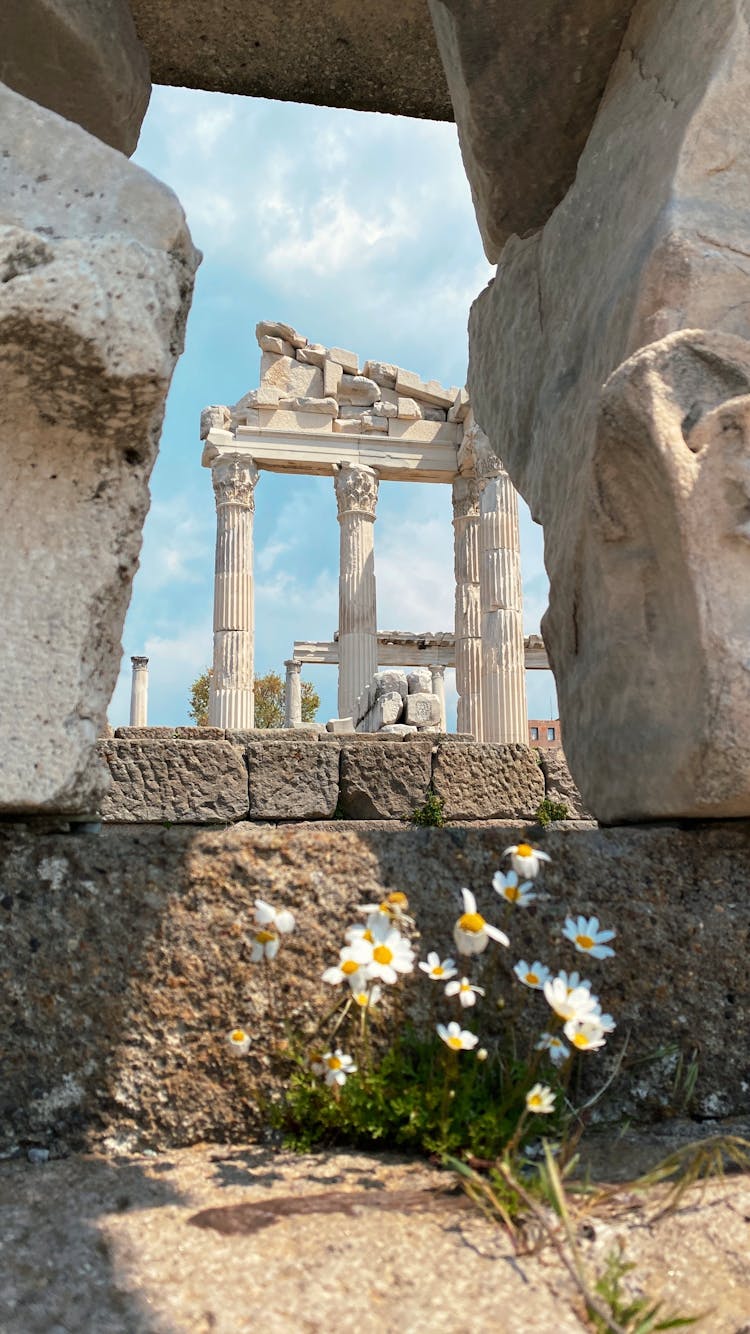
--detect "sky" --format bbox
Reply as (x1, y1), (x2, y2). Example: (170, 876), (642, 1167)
(108, 87), (558, 729)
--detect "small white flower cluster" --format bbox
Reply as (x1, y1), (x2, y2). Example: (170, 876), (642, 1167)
(226, 896), (296, 1056)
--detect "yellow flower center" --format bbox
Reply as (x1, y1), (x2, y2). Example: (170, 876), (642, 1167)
(516, 843), (533, 857)
(576, 934), (595, 950)
(373, 944), (393, 965)
(526, 972), (539, 986)
(458, 911), (485, 934)
(433, 966), (444, 976)
(505, 885), (520, 901)
(230, 1030), (247, 1043)
(255, 930), (276, 944)
(326, 1055), (342, 1070)
(528, 1094), (543, 1109)
(353, 992), (368, 1006)
(447, 1035), (463, 1050)
(387, 892), (408, 907)
(363, 929), (374, 943)
(572, 1032), (590, 1049)
(341, 959), (360, 975)
(460, 981), (471, 992)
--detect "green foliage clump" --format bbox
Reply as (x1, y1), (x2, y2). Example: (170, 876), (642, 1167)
(535, 796), (569, 826)
(271, 1028), (564, 1159)
(187, 666), (320, 728)
(409, 791), (446, 827)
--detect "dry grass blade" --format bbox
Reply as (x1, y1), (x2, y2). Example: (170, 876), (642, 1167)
(629, 1134), (750, 1221)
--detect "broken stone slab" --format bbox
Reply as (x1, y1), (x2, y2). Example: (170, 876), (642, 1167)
(245, 741), (339, 820)
(421, 405), (448, 422)
(404, 693), (441, 727)
(296, 342), (327, 367)
(427, 0), (637, 261)
(326, 717), (356, 733)
(358, 413), (390, 433)
(371, 397), (399, 418)
(373, 670), (408, 701)
(380, 724), (418, 735)
(260, 354), (323, 398)
(323, 359), (343, 397)
(233, 386), (281, 411)
(258, 334), (294, 356)
(432, 743), (544, 820)
(363, 359), (397, 388)
(0, 0), (151, 155)
(397, 396), (422, 419)
(339, 738), (432, 818)
(0, 84), (199, 816)
(468, 0), (750, 821)
(277, 395), (339, 416)
(393, 367), (456, 408)
(200, 405), (231, 439)
(256, 320), (306, 349)
(328, 346), (359, 374)
(407, 669), (432, 694)
(338, 374), (380, 405)
(365, 691), (404, 731)
(332, 416), (363, 433)
(99, 741), (248, 823)
(448, 388), (470, 423)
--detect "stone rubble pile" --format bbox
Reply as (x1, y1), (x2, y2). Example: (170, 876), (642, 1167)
(229, 320), (470, 446)
(355, 668), (442, 735)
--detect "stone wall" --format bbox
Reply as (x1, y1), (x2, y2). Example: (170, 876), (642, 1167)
(1, 818), (747, 1155)
(98, 730), (550, 824)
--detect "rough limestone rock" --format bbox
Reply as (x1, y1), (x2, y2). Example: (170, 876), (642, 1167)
(469, 0), (750, 821)
(245, 741), (339, 820)
(0, 0), (151, 156)
(427, 0), (636, 261)
(339, 739), (432, 819)
(373, 670), (408, 702)
(1, 819), (749, 1153)
(99, 741), (248, 823)
(0, 85), (199, 816)
(407, 668), (432, 694)
(538, 750), (593, 822)
(404, 693), (441, 727)
(432, 743), (543, 820)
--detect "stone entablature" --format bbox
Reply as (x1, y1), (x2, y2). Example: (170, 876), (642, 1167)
(293, 631), (549, 670)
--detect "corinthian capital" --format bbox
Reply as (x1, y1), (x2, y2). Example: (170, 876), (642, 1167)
(334, 462), (379, 518)
(459, 420), (506, 481)
(452, 474), (482, 520)
(211, 455), (259, 509)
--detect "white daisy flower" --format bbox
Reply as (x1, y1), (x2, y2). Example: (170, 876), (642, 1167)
(544, 976), (599, 1023)
(321, 939), (374, 987)
(503, 842), (552, 879)
(453, 888), (509, 956)
(357, 890), (411, 922)
(437, 1021), (479, 1052)
(320, 1049), (357, 1086)
(254, 898), (295, 935)
(226, 1028), (251, 1056)
(535, 1032), (570, 1066)
(492, 870), (536, 906)
(366, 915), (415, 984)
(345, 922), (375, 946)
(564, 1016), (608, 1051)
(513, 959), (551, 990)
(526, 1082), (556, 1115)
(250, 928), (282, 962)
(563, 915), (616, 959)
(555, 969), (592, 995)
(351, 983), (383, 1009)
(419, 952), (458, 981)
(590, 1006), (616, 1033)
(444, 976), (485, 1008)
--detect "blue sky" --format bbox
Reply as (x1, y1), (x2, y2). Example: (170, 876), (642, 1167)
(108, 87), (558, 728)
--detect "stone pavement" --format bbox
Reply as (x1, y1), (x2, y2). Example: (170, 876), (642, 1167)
(1, 1144), (749, 1333)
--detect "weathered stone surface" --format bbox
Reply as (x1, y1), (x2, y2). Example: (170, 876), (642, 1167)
(404, 693), (441, 727)
(432, 743), (543, 820)
(339, 739), (431, 818)
(428, 0), (636, 261)
(325, 718), (356, 734)
(469, 0), (750, 821)
(255, 319), (306, 348)
(380, 723), (418, 735)
(363, 359), (397, 388)
(393, 366), (456, 407)
(338, 374), (380, 406)
(260, 354), (323, 398)
(407, 668), (433, 695)
(99, 741), (248, 823)
(115, 726), (176, 740)
(538, 749), (593, 822)
(328, 346), (359, 374)
(373, 669), (408, 701)
(174, 726), (227, 741)
(368, 691), (404, 730)
(0, 0), (151, 156)
(0, 819), (749, 1156)
(245, 741), (339, 820)
(0, 85), (198, 816)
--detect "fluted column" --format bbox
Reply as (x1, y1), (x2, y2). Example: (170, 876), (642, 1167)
(284, 658), (302, 728)
(334, 462), (379, 720)
(129, 656), (149, 727)
(208, 455), (259, 729)
(476, 441), (527, 744)
(429, 663), (447, 732)
(452, 475), (483, 740)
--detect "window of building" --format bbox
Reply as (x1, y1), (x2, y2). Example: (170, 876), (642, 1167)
(547, 726), (556, 741)
(530, 726), (539, 741)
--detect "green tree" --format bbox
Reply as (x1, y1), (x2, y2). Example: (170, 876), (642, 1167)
(187, 667), (320, 728)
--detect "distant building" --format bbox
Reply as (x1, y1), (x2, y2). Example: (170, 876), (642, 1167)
(528, 718), (561, 749)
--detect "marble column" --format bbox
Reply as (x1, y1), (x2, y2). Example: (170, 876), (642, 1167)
(129, 656), (148, 727)
(452, 475), (483, 740)
(334, 462), (379, 720)
(476, 442), (528, 745)
(208, 455), (259, 729)
(429, 663), (447, 732)
(284, 658), (302, 728)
